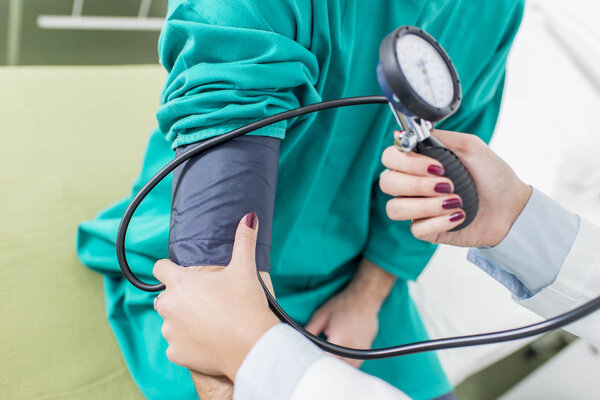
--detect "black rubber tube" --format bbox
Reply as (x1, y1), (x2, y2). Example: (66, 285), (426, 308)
(116, 95), (600, 360)
(258, 273), (600, 359)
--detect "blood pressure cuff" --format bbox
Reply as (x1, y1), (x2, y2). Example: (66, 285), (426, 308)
(169, 135), (280, 272)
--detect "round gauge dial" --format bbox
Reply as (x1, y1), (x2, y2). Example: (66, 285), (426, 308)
(395, 33), (454, 108)
(379, 26), (461, 122)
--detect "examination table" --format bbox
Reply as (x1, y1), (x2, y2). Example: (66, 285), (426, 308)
(0, 66), (160, 399)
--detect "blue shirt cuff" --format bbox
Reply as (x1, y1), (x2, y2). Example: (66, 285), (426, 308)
(468, 188), (579, 299)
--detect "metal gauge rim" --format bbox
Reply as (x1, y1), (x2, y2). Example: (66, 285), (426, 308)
(379, 25), (461, 122)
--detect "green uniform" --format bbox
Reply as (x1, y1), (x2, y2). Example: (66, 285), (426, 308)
(77, 1), (523, 398)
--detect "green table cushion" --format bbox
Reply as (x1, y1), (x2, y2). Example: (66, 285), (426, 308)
(1, 65), (165, 399)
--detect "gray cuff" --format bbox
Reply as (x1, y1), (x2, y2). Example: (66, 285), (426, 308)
(169, 135), (280, 271)
(234, 324), (324, 400)
(476, 188), (580, 293)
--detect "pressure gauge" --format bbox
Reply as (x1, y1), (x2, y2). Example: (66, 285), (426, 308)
(378, 25), (461, 123)
(395, 33), (454, 109)
(377, 26), (477, 232)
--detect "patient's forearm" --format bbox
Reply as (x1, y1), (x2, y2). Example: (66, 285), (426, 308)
(348, 258), (396, 310)
(191, 372), (233, 400)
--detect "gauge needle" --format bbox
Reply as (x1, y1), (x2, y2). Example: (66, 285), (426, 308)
(417, 59), (438, 105)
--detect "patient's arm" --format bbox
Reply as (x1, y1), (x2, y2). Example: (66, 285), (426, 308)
(170, 135), (279, 272)
(305, 258), (395, 368)
(170, 135), (280, 398)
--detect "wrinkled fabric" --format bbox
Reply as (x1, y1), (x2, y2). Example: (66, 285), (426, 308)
(77, 1), (524, 399)
(170, 136), (280, 271)
(469, 188), (580, 298)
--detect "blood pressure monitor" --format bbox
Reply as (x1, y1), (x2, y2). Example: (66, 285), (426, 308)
(380, 26), (460, 122)
(377, 26), (477, 231)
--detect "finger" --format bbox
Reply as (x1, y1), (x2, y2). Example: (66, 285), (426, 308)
(379, 170), (453, 197)
(324, 332), (363, 368)
(381, 145), (445, 177)
(153, 259), (185, 286)
(410, 210), (466, 241)
(153, 292), (163, 313)
(160, 321), (171, 340)
(229, 212), (259, 271)
(335, 355), (362, 368)
(386, 195), (463, 221)
(154, 291), (173, 317)
(165, 345), (184, 367)
(305, 309), (329, 336)
(431, 129), (485, 156)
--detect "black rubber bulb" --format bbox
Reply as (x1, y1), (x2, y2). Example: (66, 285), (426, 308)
(415, 136), (478, 231)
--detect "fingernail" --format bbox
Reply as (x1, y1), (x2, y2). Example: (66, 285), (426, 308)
(442, 198), (462, 210)
(449, 211), (465, 222)
(428, 165), (445, 176)
(435, 183), (452, 193)
(245, 212), (257, 229)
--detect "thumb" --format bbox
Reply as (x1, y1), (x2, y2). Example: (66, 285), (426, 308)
(305, 308), (330, 336)
(229, 212), (259, 271)
(153, 259), (185, 287)
(431, 129), (476, 154)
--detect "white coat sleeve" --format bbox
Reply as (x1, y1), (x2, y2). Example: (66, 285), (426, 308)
(467, 188), (600, 347)
(234, 324), (410, 400)
(290, 357), (411, 400)
(517, 217), (600, 347)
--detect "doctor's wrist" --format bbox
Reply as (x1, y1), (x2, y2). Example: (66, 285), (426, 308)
(224, 271), (279, 381)
(225, 311), (279, 382)
(489, 181), (532, 247)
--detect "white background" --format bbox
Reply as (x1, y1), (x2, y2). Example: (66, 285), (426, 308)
(412, 0), (600, 394)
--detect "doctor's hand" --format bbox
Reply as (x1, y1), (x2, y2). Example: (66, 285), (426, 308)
(379, 129), (532, 248)
(153, 213), (279, 383)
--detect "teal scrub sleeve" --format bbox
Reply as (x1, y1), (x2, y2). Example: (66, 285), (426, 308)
(363, 1), (524, 280)
(363, 189), (437, 282)
(157, 0), (320, 149)
(435, 0), (525, 142)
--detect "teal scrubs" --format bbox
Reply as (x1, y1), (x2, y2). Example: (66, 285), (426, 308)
(77, 1), (523, 399)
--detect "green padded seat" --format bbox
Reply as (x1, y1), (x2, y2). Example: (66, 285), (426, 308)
(1, 65), (165, 400)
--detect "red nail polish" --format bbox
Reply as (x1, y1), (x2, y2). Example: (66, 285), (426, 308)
(245, 212), (257, 229)
(449, 211), (465, 222)
(428, 165), (445, 176)
(435, 183), (452, 193)
(442, 198), (462, 210)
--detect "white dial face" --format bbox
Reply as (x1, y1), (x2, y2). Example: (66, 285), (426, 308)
(395, 33), (454, 108)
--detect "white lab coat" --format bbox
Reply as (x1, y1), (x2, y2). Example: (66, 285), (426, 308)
(518, 218), (600, 347)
